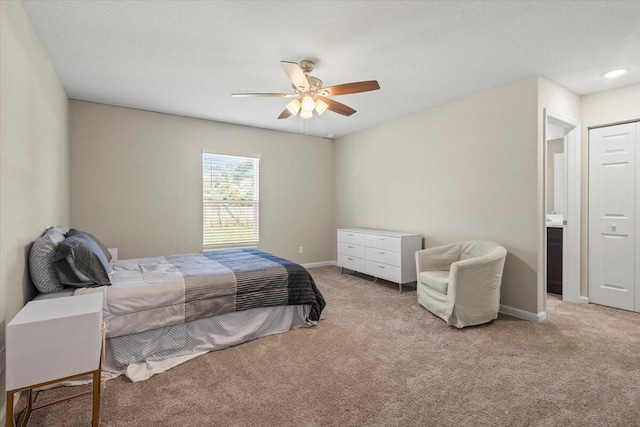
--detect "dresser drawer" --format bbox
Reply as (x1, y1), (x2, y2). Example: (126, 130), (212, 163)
(366, 261), (401, 283)
(366, 247), (400, 267)
(338, 242), (366, 258)
(338, 254), (366, 274)
(365, 233), (401, 251)
(338, 230), (366, 246)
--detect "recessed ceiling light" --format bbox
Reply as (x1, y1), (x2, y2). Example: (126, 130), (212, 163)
(604, 69), (627, 79)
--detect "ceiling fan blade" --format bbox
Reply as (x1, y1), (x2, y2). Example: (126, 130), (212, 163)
(319, 97), (356, 116)
(277, 108), (292, 120)
(281, 61), (309, 91)
(231, 92), (299, 98)
(321, 80), (380, 96)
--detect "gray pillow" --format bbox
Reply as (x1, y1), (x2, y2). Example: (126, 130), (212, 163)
(29, 228), (68, 293)
(53, 232), (112, 287)
(67, 229), (112, 262)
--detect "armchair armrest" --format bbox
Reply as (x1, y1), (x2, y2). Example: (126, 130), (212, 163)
(415, 243), (462, 272)
(449, 247), (507, 293)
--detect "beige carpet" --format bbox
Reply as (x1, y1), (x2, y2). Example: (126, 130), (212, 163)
(16, 267), (640, 426)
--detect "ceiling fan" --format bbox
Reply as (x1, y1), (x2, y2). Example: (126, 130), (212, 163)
(231, 59), (380, 119)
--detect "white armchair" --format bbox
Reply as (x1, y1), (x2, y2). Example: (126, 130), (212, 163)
(415, 241), (507, 328)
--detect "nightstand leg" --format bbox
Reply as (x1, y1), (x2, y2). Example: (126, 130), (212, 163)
(92, 369), (101, 427)
(5, 391), (13, 427)
(26, 389), (32, 414)
(10, 389), (32, 427)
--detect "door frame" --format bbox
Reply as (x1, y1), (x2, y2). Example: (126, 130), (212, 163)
(542, 109), (583, 316)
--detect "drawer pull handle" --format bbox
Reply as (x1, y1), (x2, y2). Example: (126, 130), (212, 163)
(378, 265), (385, 269)
(348, 245), (353, 248)
(379, 237), (385, 240)
(348, 233), (354, 236)
(612, 224), (617, 232)
(348, 257), (353, 261)
(378, 251), (385, 254)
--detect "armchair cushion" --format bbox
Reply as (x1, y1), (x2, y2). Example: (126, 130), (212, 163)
(418, 271), (449, 295)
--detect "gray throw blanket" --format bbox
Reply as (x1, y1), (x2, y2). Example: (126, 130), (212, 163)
(173, 248), (325, 322)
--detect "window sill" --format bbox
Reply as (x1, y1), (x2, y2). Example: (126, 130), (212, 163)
(203, 245), (259, 252)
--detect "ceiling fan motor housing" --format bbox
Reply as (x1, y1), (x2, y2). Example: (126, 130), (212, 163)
(292, 75), (322, 94)
(300, 59), (315, 73)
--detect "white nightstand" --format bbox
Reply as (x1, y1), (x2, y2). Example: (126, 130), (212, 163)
(5, 293), (104, 427)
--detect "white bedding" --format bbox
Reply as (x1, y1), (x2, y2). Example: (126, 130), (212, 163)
(74, 257), (187, 337)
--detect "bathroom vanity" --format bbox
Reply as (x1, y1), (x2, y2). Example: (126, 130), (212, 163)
(547, 224), (563, 295)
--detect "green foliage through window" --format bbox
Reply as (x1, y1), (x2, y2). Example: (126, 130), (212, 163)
(203, 153), (259, 248)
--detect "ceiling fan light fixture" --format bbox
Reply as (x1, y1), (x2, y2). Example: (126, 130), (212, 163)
(603, 69), (627, 78)
(286, 99), (301, 115)
(315, 99), (328, 115)
(301, 95), (315, 112)
(300, 110), (313, 119)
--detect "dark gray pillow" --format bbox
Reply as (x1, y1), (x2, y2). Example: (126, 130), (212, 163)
(67, 229), (112, 262)
(53, 232), (111, 287)
(29, 228), (68, 293)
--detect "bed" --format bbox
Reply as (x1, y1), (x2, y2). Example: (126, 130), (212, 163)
(33, 244), (325, 382)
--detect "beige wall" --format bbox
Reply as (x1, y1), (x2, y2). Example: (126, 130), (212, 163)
(580, 84), (640, 296)
(0, 1), (70, 408)
(69, 101), (334, 264)
(334, 77), (540, 313)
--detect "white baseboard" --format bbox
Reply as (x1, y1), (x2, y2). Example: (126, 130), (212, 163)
(577, 296), (589, 304)
(500, 304), (546, 323)
(301, 261), (336, 268)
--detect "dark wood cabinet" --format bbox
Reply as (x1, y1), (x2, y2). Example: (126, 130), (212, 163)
(547, 227), (563, 295)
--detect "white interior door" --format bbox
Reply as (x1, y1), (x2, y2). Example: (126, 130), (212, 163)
(589, 123), (636, 311)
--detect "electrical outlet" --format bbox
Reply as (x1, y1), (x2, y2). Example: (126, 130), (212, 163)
(0, 347), (5, 375)
(299, 246), (304, 254)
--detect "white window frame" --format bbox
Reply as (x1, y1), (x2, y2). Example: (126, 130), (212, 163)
(202, 149), (260, 250)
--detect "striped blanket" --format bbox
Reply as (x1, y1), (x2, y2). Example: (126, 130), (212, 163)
(75, 249), (325, 338)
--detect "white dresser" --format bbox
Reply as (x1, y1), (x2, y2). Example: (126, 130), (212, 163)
(337, 228), (422, 292)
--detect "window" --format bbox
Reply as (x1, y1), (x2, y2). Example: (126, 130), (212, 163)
(203, 152), (260, 249)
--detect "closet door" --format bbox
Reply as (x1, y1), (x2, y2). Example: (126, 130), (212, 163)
(589, 122), (636, 311)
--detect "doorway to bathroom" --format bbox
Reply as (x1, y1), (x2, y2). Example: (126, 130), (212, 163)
(543, 109), (582, 315)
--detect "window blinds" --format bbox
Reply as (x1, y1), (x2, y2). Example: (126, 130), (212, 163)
(203, 152), (260, 248)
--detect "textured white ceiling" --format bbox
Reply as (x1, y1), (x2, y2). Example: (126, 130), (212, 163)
(22, 0), (640, 138)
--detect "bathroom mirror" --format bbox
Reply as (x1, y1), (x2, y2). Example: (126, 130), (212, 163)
(547, 138), (565, 215)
